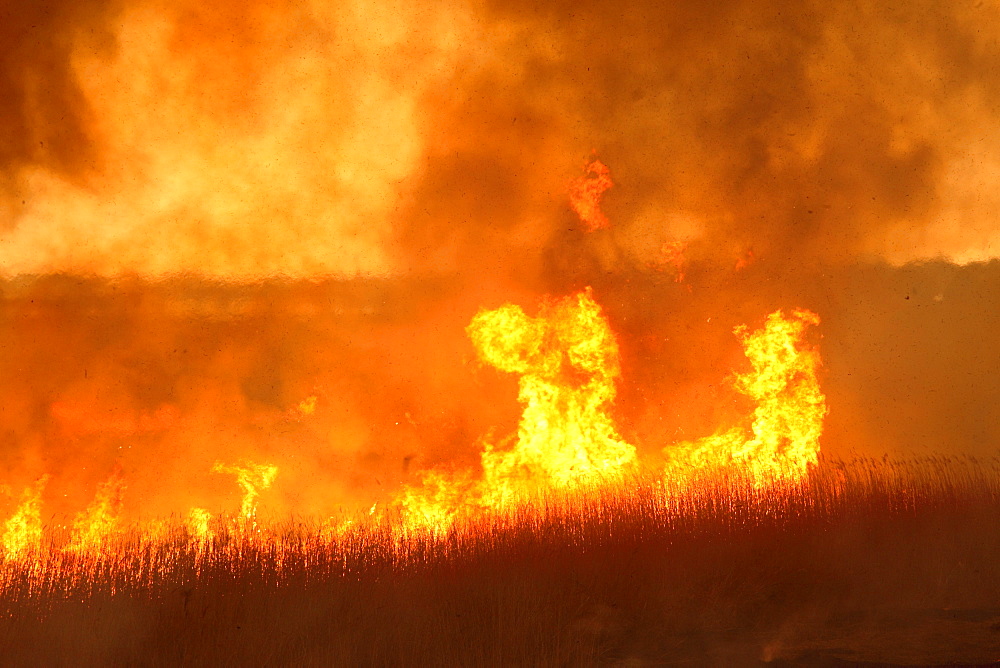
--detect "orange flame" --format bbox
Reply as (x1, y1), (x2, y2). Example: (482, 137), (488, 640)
(66, 468), (126, 554)
(212, 461), (278, 520)
(568, 158), (614, 231)
(400, 289), (636, 531)
(664, 309), (826, 485)
(2, 475), (50, 560)
(186, 507), (214, 543)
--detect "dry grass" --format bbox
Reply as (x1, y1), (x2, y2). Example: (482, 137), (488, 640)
(2, 456), (1000, 666)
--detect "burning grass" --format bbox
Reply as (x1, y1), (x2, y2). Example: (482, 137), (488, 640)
(2, 456), (1000, 666)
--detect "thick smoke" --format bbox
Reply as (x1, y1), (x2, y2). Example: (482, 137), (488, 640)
(1, 0), (999, 517)
(3, 0), (1000, 277)
(0, 0), (121, 214)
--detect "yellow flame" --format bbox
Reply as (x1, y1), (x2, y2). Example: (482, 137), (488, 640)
(2, 475), (50, 560)
(400, 289), (636, 532)
(297, 395), (318, 416)
(212, 461), (279, 519)
(665, 309), (826, 485)
(398, 470), (479, 532)
(66, 470), (126, 554)
(472, 289), (637, 504)
(187, 507), (214, 542)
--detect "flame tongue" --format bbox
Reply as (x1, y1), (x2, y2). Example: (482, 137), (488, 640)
(212, 461), (279, 520)
(2, 476), (50, 560)
(66, 469), (126, 555)
(400, 289), (637, 531)
(665, 309), (826, 485)
(470, 289), (636, 505)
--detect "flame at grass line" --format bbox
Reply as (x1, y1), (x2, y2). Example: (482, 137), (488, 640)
(400, 293), (828, 533)
(400, 289), (638, 532)
(212, 461), (279, 520)
(187, 508), (214, 542)
(664, 309), (826, 486)
(472, 290), (637, 503)
(65, 469), (126, 555)
(2, 476), (50, 560)
(0, 295), (826, 549)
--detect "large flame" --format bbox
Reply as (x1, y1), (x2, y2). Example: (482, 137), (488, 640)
(400, 289), (636, 531)
(664, 309), (826, 485)
(471, 289), (637, 504)
(2, 476), (50, 560)
(65, 468), (126, 555)
(400, 293), (827, 533)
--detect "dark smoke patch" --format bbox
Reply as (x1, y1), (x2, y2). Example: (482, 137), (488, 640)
(0, 0), (120, 206)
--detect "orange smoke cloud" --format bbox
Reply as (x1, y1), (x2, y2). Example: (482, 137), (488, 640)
(1, 0), (487, 278)
(3, 0), (999, 280)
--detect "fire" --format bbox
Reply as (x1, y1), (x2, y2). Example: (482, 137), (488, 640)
(66, 468), (126, 554)
(2, 476), (50, 560)
(470, 289), (637, 504)
(399, 292), (827, 534)
(397, 470), (478, 533)
(0, 288), (827, 545)
(187, 508), (214, 542)
(400, 289), (636, 531)
(568, 158), (614, 231)
(664, 309), (826, 485)
(212, 461), (279, 520)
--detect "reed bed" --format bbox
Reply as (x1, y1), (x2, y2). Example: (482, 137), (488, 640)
(2, 455), (1000, 666)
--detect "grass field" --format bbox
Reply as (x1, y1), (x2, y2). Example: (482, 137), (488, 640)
(2, 456), (999, 666)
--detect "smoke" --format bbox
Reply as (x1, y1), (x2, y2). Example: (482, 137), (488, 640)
(0, 0), (491, 277)
(0, 276), (523, 518)
(3, 0), (998, 278)
(0, 0), (120, 203)
(1, 0), (1000, 516)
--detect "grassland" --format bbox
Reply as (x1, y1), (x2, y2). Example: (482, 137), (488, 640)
(2, 456), (1000, 667)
